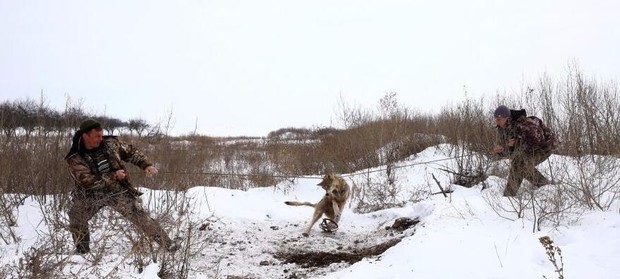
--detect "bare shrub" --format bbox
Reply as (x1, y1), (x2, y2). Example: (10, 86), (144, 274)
(0, 194), (23, 245)
(353, 170), (406, 214)
(483, 165), (587, 232)
(334, 93), (439, 212)
(491, 192), (532, 220)
(10, 189), (212, 278)
(434, 96), (498, 189)
(437, 97), (495, 154)
(559, 155), (620, 210)
(11, 246), (66, 278)
(527, 64), (620, 156)
(0, 196), (76, 277)
(531, 186), (583, 231)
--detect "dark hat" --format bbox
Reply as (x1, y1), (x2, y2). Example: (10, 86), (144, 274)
(493, 105), (511, 118)
(79, 119), (102, 133)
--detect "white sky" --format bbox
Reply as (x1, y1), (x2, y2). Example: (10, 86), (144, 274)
(1, 0), (619, 136)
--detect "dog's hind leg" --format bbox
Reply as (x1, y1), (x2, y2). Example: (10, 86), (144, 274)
(303, 208), (323, 236)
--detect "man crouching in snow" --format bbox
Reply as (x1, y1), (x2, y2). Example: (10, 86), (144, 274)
(65, 119), (179, 254)
(492, 105), (557, 197)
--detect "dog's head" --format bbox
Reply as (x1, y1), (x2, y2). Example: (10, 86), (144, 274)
(318, 174), (349, 200)
(324, 186), (345, 200)
(317, 174), (336, 190)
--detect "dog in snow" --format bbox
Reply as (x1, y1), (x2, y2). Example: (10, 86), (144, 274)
(284, 174), (350, 236)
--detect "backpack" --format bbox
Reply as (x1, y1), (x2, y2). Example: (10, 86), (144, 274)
(523, 115), (557, 152)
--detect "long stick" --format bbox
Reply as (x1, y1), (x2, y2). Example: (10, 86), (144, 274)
(431, 173), (447, 198)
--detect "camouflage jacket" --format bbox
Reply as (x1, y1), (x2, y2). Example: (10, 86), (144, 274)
(496, 114), (556, 156)
(66, 136), (152, 191)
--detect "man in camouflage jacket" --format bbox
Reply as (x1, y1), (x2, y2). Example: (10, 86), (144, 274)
(65, 119), (178, 254)
(492, 105), (557, 197)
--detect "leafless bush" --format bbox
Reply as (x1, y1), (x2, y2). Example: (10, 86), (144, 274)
(483, 188), (530, 220)
(531, 186), (583, 231)
(136, 189), (218, 279)
(434, 96), (497, 189)
(558, 155), (620, 210)
(3, 188), (213, 278)
(437, 97), (495, 154)
(483, 172), (587, 232)
(353, 170), (405, 213)
(0, 197), (78, 276)
(523, 64), (620, 156)
(11, 246), (66, 278)
(0, 195), (22, 245)
(335, 93), (439, 213)
(443, 146), (491, 189)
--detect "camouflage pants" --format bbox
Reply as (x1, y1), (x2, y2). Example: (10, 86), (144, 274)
(504, 151), (552, 197)
(68, 190), (172, 251)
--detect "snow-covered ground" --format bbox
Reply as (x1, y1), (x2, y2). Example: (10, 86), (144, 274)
(2, 145), (620, 278)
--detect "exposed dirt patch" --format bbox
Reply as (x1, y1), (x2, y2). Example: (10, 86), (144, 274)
(274, 238), (402, 267)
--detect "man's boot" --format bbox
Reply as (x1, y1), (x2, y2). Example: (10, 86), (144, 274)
(74, 241), (91, 255)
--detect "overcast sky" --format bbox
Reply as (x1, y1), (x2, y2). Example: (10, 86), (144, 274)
(1, 0), (619, 136)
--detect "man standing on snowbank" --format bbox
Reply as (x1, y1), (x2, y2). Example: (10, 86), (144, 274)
(65, 119), (178, 254)
(492, 105), (557, 197)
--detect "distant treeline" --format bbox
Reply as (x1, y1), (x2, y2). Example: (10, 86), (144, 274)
(0, 98), (154, 137)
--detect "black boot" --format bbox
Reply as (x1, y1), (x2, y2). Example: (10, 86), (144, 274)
(74, 241), (91, 255)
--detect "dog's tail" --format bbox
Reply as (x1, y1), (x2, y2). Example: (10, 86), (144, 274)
(284, 201), (315, 207)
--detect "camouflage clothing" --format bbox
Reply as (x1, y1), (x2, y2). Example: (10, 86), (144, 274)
(66, 136), (173, 253)
(495, 110), (557, 197)
(504, 151), (551, 196)
(496, 113), (556, 156)
(66, 136), (151, 192)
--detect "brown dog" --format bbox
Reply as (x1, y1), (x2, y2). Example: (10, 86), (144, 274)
(285, 174), (350, 236)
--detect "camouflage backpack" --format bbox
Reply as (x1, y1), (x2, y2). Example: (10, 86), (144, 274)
(521, 116), (557, 152)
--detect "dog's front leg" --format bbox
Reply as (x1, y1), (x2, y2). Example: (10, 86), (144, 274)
(303, 208), (323, 236)
(331, 200), (342, 223)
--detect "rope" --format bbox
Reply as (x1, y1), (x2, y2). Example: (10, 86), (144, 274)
(340, 154), (474, 178)
(157, 154), (474, 181)
(159, 171), (324, 180)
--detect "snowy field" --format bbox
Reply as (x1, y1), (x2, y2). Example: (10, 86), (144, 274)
(2, 145), (620, 278)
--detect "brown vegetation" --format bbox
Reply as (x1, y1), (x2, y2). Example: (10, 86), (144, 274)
(2, 69), (619, 194)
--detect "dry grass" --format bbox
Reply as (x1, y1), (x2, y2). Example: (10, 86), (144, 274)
(2, 68), (619, 193)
